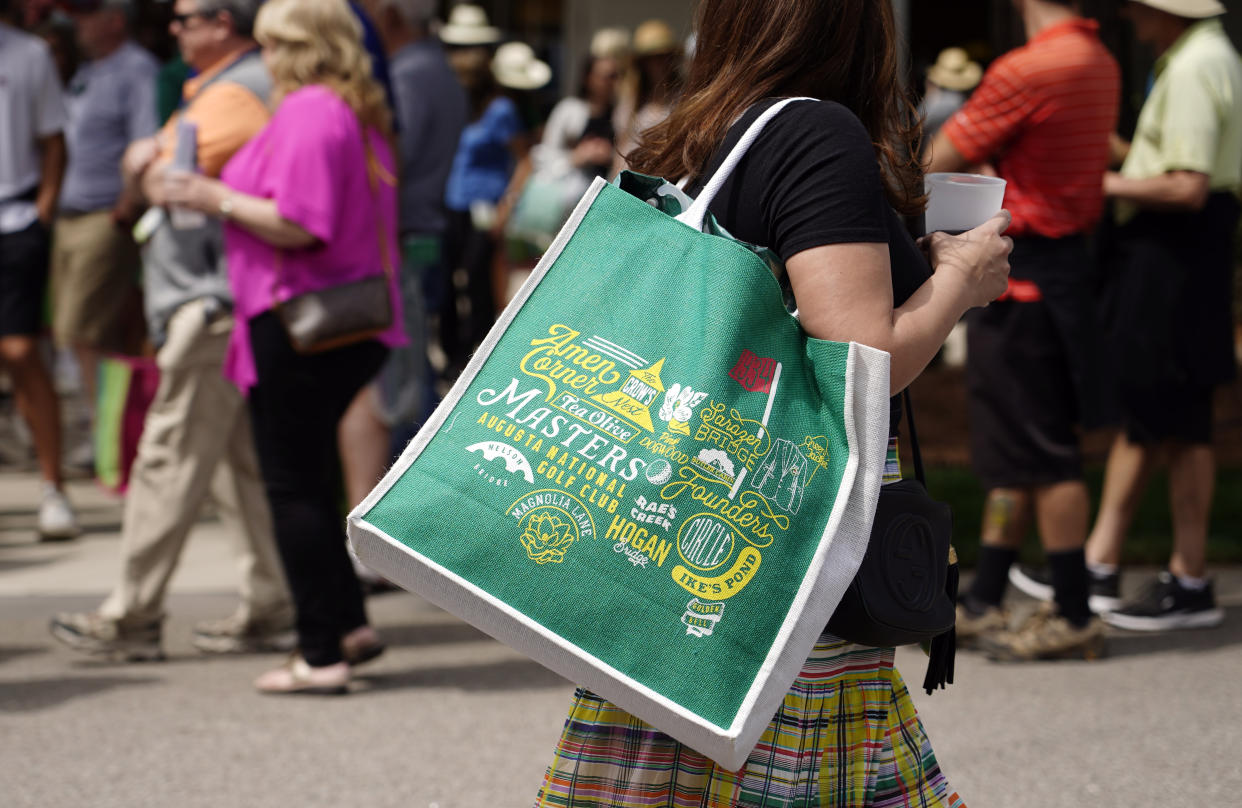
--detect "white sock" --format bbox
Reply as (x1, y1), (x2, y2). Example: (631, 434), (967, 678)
(1086, 561), (1118, 578)
(1174, 573), (1208, 591)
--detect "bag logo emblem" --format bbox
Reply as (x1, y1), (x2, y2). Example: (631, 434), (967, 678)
(681, 598), (725, 637)
(750, 438), (812, 515)
(659, 383), (709, 436)
(729, 350), (778, 393)
(507, 490), (596, 565)
(591, 358), (666, 433)
(691, 448), (737, 485)
(883, 514), (938, 610)
(465, 441), (535, 485)
(645, 459), (674, 484)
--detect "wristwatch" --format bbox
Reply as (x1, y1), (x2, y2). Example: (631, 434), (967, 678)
(217, 195), (235, 220)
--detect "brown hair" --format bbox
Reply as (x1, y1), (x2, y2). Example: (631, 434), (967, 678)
(629, 0), (926, 215)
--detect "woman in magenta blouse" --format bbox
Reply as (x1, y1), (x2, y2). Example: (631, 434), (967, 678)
(164, 0), (405, 694)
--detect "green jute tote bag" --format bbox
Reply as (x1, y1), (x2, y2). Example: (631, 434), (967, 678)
(347, 98), (891, 769)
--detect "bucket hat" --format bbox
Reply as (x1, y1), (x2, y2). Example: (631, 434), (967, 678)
(590, 27), (630, 60)
(492, 42), (551, 90)
(926, 47), (982, 92)
(1127, 0), (1225, 18)
(439, 4), (501, 46)
(633, 19), (677, 57)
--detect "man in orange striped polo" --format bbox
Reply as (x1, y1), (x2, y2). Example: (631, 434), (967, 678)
(927, 0), (1120, 660)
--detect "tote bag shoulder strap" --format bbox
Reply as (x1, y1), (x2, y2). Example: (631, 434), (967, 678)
(674, 96), (818, 232)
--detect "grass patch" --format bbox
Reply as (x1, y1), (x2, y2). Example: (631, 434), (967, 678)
(923, 465), (1242, 567)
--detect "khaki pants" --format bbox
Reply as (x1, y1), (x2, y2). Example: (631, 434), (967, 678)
(100, 299), (290, 627)
(51, 210), (140, 351)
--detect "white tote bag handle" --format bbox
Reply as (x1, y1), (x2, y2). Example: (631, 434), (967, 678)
(674, 96), (818, 232)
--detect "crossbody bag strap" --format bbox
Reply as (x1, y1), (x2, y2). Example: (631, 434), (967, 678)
(674, 97), (818, 232)
(903, 385), (957, 563)
(902, 388), (926, 486)
(361, 132), (396, 286)
(271, 117), (396, 312)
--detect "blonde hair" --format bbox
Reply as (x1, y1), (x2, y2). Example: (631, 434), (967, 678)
(254, 0), (391, 136)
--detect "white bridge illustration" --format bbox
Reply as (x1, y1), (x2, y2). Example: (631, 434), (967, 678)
(464, 441), (535, 483)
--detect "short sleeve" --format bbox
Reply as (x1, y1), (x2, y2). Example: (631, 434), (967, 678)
(1152, 63), (1223, 175)
(541, 98), (586, 152)
(182, 82), (271, 177)
(752, 101), (890, 260)
(392, 69), (427, 160)
(487, 96), (524, 145)
(32, 42), (67, 137)
(941, 55), (1034, 165)
(262, 89), (352, 243)
(126, 61), (160, 141)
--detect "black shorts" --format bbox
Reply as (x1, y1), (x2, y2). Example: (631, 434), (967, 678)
(1119, 384), (1214, 445)
(0, 220), (51, 338)
(966, 236), (1096, 489)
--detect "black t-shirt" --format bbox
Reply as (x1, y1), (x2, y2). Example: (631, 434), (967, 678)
(685, 98), (931, 436)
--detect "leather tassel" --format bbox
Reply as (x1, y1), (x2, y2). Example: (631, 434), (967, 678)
(923, 556), (960, 695)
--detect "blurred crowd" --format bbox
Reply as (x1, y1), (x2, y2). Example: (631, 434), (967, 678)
(0, 0), (693, 692)
(0, 0), (1238, 691)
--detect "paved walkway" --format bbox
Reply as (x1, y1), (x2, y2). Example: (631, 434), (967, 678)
(2, 471), (1240, 807)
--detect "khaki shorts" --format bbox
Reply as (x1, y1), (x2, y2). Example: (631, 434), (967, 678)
(51, 210), (140, 350)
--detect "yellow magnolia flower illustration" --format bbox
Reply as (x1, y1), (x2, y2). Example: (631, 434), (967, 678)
(520, 511), (576, 564)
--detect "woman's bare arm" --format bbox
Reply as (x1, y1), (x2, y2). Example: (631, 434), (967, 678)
(161, 170), (318, 249)
(786, 211), (1012, 394)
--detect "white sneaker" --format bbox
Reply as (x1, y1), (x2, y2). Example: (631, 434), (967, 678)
(38, 484), (80, 541)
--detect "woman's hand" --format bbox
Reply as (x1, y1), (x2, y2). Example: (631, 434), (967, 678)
(162, 170), (227, 214)
(918, 211), (1013, 309)
(571, 135), (614, 168)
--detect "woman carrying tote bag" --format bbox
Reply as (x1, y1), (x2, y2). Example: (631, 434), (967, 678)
(163, 0), (405, 694)
(533, 0), (1011, 805)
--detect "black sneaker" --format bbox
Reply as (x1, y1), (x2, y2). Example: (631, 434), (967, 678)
(1008, 563), (1122, 613)
(1103, 571), (1224, 631)
(1087, 570), (1123, 613)
(1008, 564), (1053, 601)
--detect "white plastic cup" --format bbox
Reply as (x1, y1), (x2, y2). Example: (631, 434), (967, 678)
(924, 172), (1006, 234)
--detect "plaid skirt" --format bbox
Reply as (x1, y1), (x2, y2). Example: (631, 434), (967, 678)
(533, 636), (965, 808)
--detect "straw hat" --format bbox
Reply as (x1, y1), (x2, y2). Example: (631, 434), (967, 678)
(439, 4), (501, 46)
(492, 42), (551, 90)
(633, 19), (677, 57)
(1127, 0), (1225, 18)
(926, 47), (982, 92)
(590, 27), (631, 60)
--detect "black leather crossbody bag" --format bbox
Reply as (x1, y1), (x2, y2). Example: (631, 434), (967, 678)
(827, 390), (957, 693)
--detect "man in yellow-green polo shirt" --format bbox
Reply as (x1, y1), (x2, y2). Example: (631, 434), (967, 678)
(1088, 0), (1240, 632)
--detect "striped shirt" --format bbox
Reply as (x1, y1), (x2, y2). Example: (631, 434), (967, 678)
(941, 19), (1119, 238)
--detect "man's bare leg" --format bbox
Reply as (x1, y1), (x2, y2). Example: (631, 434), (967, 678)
(0, 335), (63, 487)
(1166, 442), (1213, 580)
(1086, 432), (1156, 568)
(1033, 480), (1089, 553)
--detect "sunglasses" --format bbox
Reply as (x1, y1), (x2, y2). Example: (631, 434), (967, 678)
(170, 10), (218, 26)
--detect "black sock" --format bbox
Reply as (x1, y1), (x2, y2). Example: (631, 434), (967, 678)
(1048, 548), (1092, 627)
(967, 546), (1018, 608)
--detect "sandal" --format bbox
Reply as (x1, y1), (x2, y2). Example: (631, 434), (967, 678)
(255, 654), (349, 695)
